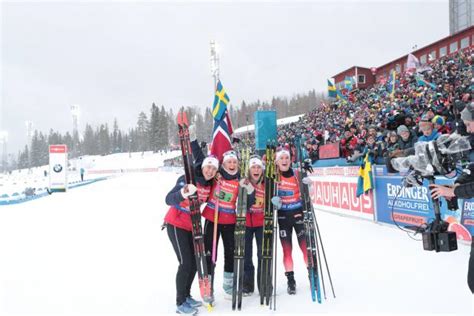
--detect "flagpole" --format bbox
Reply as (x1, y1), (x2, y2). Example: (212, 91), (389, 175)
(210, 40), (220, 89)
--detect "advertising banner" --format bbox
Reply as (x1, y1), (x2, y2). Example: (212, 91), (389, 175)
(308, 166), (375, 220)
(460, 199), (474, 238)
(318, 142), (340, 159)
(49, 145), (68, 192)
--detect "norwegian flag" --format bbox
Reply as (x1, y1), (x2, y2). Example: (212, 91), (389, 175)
(210, 110), (234, 162)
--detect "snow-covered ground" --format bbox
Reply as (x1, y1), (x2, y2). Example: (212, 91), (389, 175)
(0, 171), (472, 316)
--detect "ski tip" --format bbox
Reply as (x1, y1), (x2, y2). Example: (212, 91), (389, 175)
(182, 112), (189, 127)
(206, 304), (213, 312)
(177, 111), (183, 126)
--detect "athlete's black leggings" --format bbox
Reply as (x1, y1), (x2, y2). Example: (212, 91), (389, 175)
(167, 224), (196, 306)
(204, 219), (235, 275)
(277, 209), (308, 272)
(244, 226), (263, 290)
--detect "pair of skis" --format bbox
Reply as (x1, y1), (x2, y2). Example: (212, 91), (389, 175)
(259, 141), (279, 310)
(176, 111), (213, 310)
(293, 136), (336, 303)
(232, 147), (250, 310)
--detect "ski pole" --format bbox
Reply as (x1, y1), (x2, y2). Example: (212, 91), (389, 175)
(212, 182), (220, 264)
(313, 213), (336, 298)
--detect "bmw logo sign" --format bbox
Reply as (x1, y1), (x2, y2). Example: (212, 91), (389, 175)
(53, 164), (63, 173)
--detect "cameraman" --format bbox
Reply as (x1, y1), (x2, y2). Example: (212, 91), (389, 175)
(429, 103), (474, 294)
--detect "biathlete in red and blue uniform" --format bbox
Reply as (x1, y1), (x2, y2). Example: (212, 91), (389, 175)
(164, 139), (219, 315)
(242, 155), (265, 296)
(201, 149), (256, 302)
(273, 147), (309, 295)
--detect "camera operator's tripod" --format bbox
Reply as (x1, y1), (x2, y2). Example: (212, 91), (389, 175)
(420, 177), (458, 252)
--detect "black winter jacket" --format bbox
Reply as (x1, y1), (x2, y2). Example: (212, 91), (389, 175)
(454, 163), (474, 199)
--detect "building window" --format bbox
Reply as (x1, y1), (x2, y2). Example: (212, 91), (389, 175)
(461, 37), (469, 49)
(449, 41), (458, 53)
(395, 64), (401, 73)
(358, 74), (366, 84)
(429, 50), (436, 61)
(420, 54), (427, 64)
(440, 46), (447, 57)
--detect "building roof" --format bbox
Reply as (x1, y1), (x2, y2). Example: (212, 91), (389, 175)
(331, 25), (474, 78)
(331, 66), (373, 80)
(376, 25), (473, 70)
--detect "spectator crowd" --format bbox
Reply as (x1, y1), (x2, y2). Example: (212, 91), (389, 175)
(275, 48), (473, 164)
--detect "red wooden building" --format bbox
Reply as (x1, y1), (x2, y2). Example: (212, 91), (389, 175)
(332, 25), (474, 89)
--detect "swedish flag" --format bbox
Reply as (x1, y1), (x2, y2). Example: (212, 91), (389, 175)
(344, 76), (354, 90)
(212, 81), (230, 120)
(327, 80), (337, 98)
(356, 153), (374, 197)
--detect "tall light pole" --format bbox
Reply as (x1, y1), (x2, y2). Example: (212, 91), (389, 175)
(210, 40), (220, 89)
(70, 105), (80, 157)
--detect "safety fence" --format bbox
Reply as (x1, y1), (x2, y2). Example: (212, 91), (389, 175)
(0, 177), (109, 205)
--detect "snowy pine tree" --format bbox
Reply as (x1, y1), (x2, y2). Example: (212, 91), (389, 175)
(112, 118), (120, 153)
(136, 112), (149, 152)
(149, 103), (160, 152)
(83, 124), (98, 155)
(157, 106), (169, 151)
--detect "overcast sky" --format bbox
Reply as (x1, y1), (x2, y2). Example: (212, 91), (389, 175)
(1, 0), (448, 154)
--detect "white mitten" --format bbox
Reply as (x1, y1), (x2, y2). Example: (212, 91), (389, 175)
(271, 196), (282, 209)
(180, 184), (197, 199)
(239, 178), (254, 194)
(302, 177), (312, 185)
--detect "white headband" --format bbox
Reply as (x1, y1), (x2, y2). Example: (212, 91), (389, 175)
(275, 149), (291, 161)
(202, 156), (219, 170)
(248, 157), (264, 169)
(222, 151), (238, 163)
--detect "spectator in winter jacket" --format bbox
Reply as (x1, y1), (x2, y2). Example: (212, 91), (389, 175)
(396, 125), (418, 151)
(432, 115), (451, 134)
(418, 117), (440, 142)
(243, 155), (265, 296)
(364, 134), (383, 162)
(201, 150), (255, 301)
(384, 131), (400, 157)
(164, 139), (219, 314)
(340, 129), (359, 158)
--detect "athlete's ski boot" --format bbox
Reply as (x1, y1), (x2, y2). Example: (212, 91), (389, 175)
(185, 296), (202, 308)
(223, 271), (233, 300)
(176, 302), (198, 315)
(285, 271), (296, 295)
